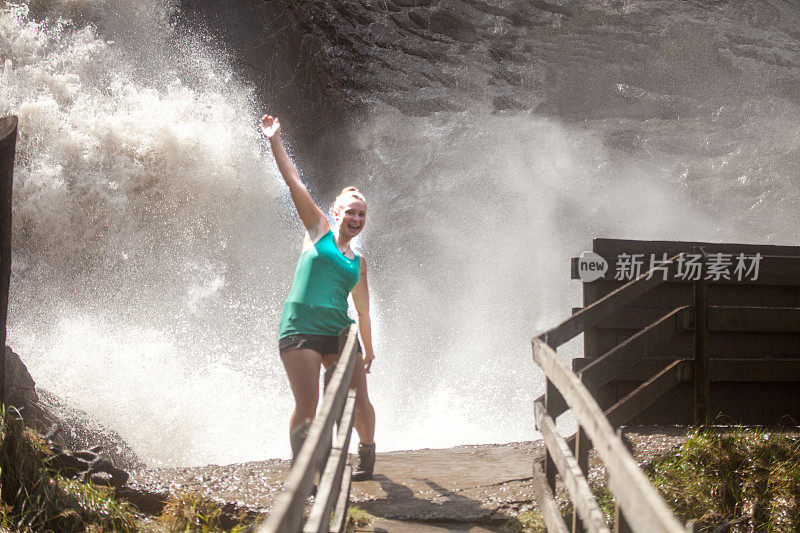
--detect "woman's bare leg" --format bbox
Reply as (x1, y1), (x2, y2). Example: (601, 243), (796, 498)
(281, 348), (322, 434)
(322, 351), (375, 444)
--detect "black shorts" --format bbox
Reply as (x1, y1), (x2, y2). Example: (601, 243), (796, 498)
(278, 328), (361, 356)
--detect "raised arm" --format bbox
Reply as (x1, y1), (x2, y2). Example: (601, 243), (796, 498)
(260, 115), (328, 240)
(351, 256), (375, 372)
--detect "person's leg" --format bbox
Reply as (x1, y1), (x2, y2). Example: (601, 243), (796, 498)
(281, 348), (322, 459)
(322, 350), (376, 480)
(321, 351), (375, 444)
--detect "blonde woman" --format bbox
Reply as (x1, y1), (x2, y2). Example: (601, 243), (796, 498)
(261, 114), (376, 481)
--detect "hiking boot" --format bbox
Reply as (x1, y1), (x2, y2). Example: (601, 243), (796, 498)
(352, 442), (375, 481)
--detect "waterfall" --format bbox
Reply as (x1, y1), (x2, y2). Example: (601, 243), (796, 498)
(2, 0), (798, 466)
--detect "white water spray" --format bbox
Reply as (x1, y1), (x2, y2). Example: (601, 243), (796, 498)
(2, 1), (798, 466)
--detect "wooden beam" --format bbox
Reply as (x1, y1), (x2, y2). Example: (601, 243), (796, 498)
(579, 306), (800, 334)
(0, 116), (17, 404)
(538, 255), (679, 349)
(593, 237), (800, 259)
(693, 265), (710, 427)
(535, 401), (610, 533)
(681, 306), (800, 333)
(533, 339), (685, 533)
(572, 358), (800, 383)
(260, 326), (359, 533)
(571, 307), (678, 330)
(574, 254), (800, 286)
(604, 360), (687, 429)
(532, 462), (570, 533)
(578, 308), (683, 393)
(304, 390), (357, 533)
(329, 465), (352, 533)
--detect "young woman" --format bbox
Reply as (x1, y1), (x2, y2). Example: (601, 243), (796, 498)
(260, 114), (377, 481)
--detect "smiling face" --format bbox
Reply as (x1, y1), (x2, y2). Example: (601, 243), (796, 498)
(333, 195), (367, 239)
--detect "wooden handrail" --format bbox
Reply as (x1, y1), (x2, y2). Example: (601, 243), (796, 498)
(304, 390), (357, 532)
(538, 254), (681, 349)
(534, 401), (609, 533)
(533, 339), (686, 533)
(260, 325), (360, 533)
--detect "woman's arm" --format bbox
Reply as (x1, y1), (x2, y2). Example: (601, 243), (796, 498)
(260, 115), (328, 240)
(351, 257), (375, 372)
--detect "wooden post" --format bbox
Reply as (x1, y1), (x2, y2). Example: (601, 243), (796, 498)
(614, 427), (633, 533)
(571, 427), (590, 532)
(0, 116), (17, 405)
(544, 377), (560, 492)
(692, 247), (709, 427)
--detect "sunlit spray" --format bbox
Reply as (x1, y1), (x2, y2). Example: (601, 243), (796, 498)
(2, 1), (798, 466)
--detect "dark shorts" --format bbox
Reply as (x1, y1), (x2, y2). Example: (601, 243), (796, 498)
(278, 328), (361, 356)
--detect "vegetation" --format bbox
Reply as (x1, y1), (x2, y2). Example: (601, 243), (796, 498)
(513, 428), (800, 533)
(646, 428), (800, 532)
(344, 505), (374, 530)
(156, 491), (237, 532)
(0, 407), (137, 532)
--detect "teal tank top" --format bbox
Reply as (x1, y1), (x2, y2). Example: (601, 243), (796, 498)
(279, 230), (360, 338)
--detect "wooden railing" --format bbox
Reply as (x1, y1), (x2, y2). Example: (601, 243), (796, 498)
(531, 253), (703, 533)
(260, 324), (360, 533)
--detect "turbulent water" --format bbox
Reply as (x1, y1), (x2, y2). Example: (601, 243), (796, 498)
(1, 0), (799, 466)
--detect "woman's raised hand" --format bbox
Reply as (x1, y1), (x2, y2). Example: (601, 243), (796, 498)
(260, 114), (281, 139)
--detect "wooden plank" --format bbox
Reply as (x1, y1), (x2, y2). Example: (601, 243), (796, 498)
(539, 255), (679, 349)
(329, 465), (352, 533)
(533, 339), (685, 533)
(532, 462), (570, 533)
(535, 401), (610, 533)
(304, 391), (357, 533)
(593, 238), (800, 260)
(544, 380), (562, 490)
(581, 306), (800, 333)
(260, 326), (360, 533)
(578, 308), (683, 393)
(0, 115), (17, 403)
(572, 307), (677, 330)
(573, 426), (591, 533)
(580, 249), (800, 286)
(573, 358), (800, 383)
(604, 360), (686, 429)
(693, 273), (710, 426)
(681, 307), (800, 333)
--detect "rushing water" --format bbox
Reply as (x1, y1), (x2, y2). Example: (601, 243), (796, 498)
(1, 0), (799, 466)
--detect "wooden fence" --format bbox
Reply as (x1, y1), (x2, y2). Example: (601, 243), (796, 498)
(259, 324), (360, 533)
(532, 253), (702, 533)
(534, 240), (800, 531)
(573, 239), (800, 425)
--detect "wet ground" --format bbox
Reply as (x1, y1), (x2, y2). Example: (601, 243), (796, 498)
(125, 427), (690, 530)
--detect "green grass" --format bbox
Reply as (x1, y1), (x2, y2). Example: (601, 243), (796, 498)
(344, 505), (374, 531)
(645, 427), (800, 532)
(156, 491), (226, 532)
(0, 407), (138, 532)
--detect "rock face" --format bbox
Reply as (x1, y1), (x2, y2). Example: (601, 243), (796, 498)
(179, 0), (800, 215)
(182, 1), (800, 121)
(5, 346), (38, 412)
(4, 346), (144, 470)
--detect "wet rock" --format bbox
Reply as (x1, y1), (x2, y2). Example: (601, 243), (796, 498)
(3, 345), (144, 471)
(5, 346), (38, 412)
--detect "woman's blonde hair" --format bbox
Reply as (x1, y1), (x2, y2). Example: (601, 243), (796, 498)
(332, 186), (366, 212)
